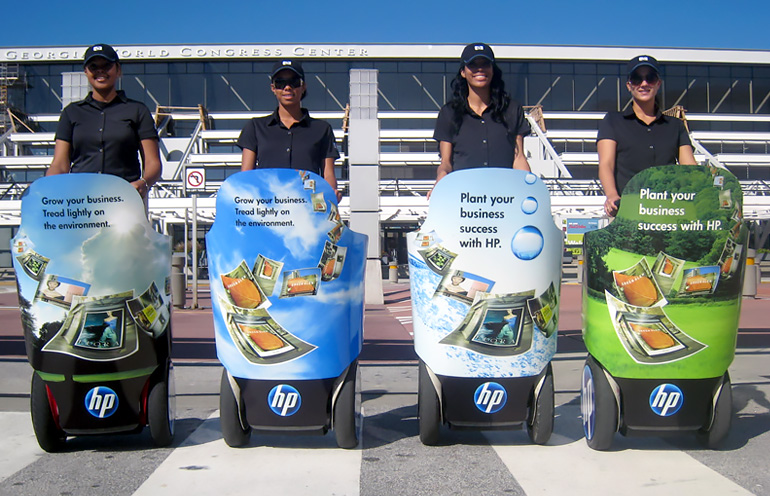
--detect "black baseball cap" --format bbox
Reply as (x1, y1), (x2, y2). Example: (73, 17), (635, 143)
(461, 43), (495, 65)
(270, 60), (304, 80)
(627, 55), (660, 77)
(83, 44), (119, 66)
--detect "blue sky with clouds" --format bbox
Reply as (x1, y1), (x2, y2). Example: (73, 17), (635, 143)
(6, 0), (769, 50)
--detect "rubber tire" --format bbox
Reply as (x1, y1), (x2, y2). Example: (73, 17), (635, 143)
(697, 373), (732, 449)
(334, 362), (358, 449)
(219, 369), (251, 447)
(418, 360), (441, 446)
(527, 363), (554, 445)
(30, 373), (66, 453)
(581, 356), (618, 451)
(148, 379), (174, 447)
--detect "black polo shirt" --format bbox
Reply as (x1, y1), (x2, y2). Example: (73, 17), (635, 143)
(237, 108), (340, 176)
(597, 108), (692, 194)
(433, 100), (531, 170)
(55, 91), (158, 182)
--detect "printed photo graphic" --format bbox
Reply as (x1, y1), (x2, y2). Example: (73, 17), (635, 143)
(74, 309), (124, 350)
(439, 291), (535, 357)
(678, 266), (720, 296)
(471, 307), (524, 347)
(719, 189), (733, 210)
(221, 260), (269, 310)
(718, 238), (742, 280)
(280, 268), (320, 298)
(605, 292), (706, 364)
(327, 223), (344, 243)
(311, 192), (326, 212)
(222, 305), (317, 365)
(252, 254), (284, 297)
(318, 242), (347, 282)
(434, 270), (494, 304)
(303, 178), (316, 191)
(42, 291), (139, 362)
(35, 274), (91, 309)
(418, 244), (458, 275)
(526, 282), (559, 337)
(327, 202), (340, 223)
(127, 282), (170, 337)
(651, 252), (685, 296)
(612, 258), (665, 308)
(16, 249), (49, 280)
(412, 230), (441, 249)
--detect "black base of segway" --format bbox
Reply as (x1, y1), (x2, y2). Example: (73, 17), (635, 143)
(237, 376), (336, 432)
(582, 354), (731, 450)
(220, 360), (359, 448)
(440, 375), (539, 428)
(614, 376), (721, 435)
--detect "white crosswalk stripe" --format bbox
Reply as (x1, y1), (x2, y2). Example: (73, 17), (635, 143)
(134, 412), (361, 496)
(0, 412), (43, 483)
(488, 427), (751, 496)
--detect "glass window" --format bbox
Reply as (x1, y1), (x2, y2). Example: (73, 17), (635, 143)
(120, 63), (144, 75)
(145, 63), (168, 74)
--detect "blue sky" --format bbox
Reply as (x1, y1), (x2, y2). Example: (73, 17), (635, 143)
(5, 0), (769, 50)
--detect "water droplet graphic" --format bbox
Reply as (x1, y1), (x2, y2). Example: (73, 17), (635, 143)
(511, 226), (544, 260)
(525, 173), (537, 184)
(521, 197), (538, 214)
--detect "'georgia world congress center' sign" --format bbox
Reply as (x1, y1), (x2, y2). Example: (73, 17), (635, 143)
(2, 44), (768, 65)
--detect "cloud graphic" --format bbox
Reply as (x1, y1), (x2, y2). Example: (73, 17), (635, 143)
(80, 223), (170, 297)
(218, 173), (332, 259)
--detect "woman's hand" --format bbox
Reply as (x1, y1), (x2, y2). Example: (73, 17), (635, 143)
(131, 178), (149, 198)
(604, 193), (620, 216)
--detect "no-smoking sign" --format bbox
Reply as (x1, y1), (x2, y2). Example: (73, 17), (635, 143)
(186, 168), (206, 189)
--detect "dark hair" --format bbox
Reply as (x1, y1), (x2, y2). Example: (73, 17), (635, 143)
(448, 62), (511, 136)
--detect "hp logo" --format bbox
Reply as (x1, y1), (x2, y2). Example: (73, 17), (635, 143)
(649, 384), (684, 417)
(268, 385), (301, 417)
(84, 386), (119, 418)
(474, 382), (507, 414)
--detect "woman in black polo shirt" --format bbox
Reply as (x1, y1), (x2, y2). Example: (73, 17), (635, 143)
(598, 55), (696, 216)
(238, 60), (341, 201)
(47, 44), (161, 199)
(432, 43), (531, 190)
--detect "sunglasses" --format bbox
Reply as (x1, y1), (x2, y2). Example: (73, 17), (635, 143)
(629, 71), (660, 86)
(272, 77), (303, 89)
(466, 58), (493, 71)
(86, 61), (115, 73)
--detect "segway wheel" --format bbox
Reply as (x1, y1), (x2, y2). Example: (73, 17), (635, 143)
(219, 369), (251, 447)
(333, 361), (358, 449)
(526, 363), (554, 445)
(697, 372), (732, 449)
(581, 356), (617, 451)
(148, 378), (175, 447)
(30, 373), (66, 452)
(418, 360), (441, 445)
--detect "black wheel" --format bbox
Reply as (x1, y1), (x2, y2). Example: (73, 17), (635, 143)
(418, 360), (441, 445)
(527, 363), (554, 445)
(219, 369), (250, 447)
(581, 356), (618, 451)
(333, 361), (358, 449)
(148, 374), (175, 447)
(30, 373), (66, 452)
(697, 372), (732, 449)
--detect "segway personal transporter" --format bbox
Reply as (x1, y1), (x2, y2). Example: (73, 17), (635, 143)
(581, 165), (747, 450)
(12, 174), (174, 452)
(408, 168), (562, 445)
(207, 169), (366, 448)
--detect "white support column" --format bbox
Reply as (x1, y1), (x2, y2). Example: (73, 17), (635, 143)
(348, 69), (384, 304)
